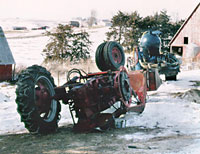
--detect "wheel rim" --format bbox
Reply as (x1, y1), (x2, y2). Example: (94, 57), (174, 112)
(115, 67), (132, 107)
(119, 71), (132, 104)
(35, 76), (57, 122)
(112, 47), (122, 64)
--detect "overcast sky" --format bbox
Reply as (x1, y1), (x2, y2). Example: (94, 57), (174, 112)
(0, 0), (199, 21)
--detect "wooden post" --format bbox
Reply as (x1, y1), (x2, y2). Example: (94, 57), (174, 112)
(12, 64), (16, 81)
(57, 71), (60, 86)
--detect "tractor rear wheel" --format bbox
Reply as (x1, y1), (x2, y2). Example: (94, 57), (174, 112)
(16, 65), (61, 134)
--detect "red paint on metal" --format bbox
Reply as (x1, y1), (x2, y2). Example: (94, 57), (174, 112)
(35, 82), (51, 114)
(87, 71), (108, 77)
(147, 70), (162, 91)
(70, 73), (123, 132)
(0, 65), (12, 81)
(53, 67), (134, 132)
(128, 70), (147, 104)
(112, 47), (122, 63)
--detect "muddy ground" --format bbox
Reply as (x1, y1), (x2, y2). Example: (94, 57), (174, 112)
(0, 124), (199, 154)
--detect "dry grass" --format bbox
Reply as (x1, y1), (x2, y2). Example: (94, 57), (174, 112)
(41, 58), (100, 85)
(0, 126), (133, 154)
(42, 58), (99, 76)
(14, 58), (100, 85)
(172, 88), (200, 104)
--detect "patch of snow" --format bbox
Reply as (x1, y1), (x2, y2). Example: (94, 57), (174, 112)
(118, 70), (200, 145)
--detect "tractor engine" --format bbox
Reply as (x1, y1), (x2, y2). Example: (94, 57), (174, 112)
(54, 67), (132, 132)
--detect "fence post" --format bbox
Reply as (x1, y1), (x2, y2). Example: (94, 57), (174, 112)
(57, 71), (60, 86)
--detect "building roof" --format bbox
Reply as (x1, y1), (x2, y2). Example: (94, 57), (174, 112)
(0, 26), (15, 65)
(169, 2), (200, 46)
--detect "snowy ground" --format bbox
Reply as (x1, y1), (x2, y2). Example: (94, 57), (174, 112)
(0, 18), (200, 153)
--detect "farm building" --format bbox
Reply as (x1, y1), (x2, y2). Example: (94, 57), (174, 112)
(169, 2), (200, 65)
(0, 27), (15, 81)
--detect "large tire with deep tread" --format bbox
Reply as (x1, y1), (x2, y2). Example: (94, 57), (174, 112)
(103, 41), (125, 71)
(15, 65), (61, 134)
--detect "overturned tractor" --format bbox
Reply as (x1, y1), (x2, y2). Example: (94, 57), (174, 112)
(15, 41), (160, 134)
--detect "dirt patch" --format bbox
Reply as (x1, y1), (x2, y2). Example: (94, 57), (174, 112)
(172, 89), (200, 104)
(0, 125), (198, 154)
(0, 126), (140, 154)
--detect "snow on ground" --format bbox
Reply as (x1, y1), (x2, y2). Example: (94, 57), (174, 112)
(2, 18), (109, 68)
(0, 18), (66, 31)
(0, 18), (200, 153)
(118, 70), (200, 153)
(125, 70), (200, 137)
(8, 35), (48, 66)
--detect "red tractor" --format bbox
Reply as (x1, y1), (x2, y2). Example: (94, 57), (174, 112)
(15, 41), (161, 134)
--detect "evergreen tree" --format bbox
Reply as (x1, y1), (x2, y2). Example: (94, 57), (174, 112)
(71, 31), (91, 62)
(124, 11), (142, 52)
(43, 24), (91, 62)
(106, 10), (184, 52)
(106, 11), (129, 44)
